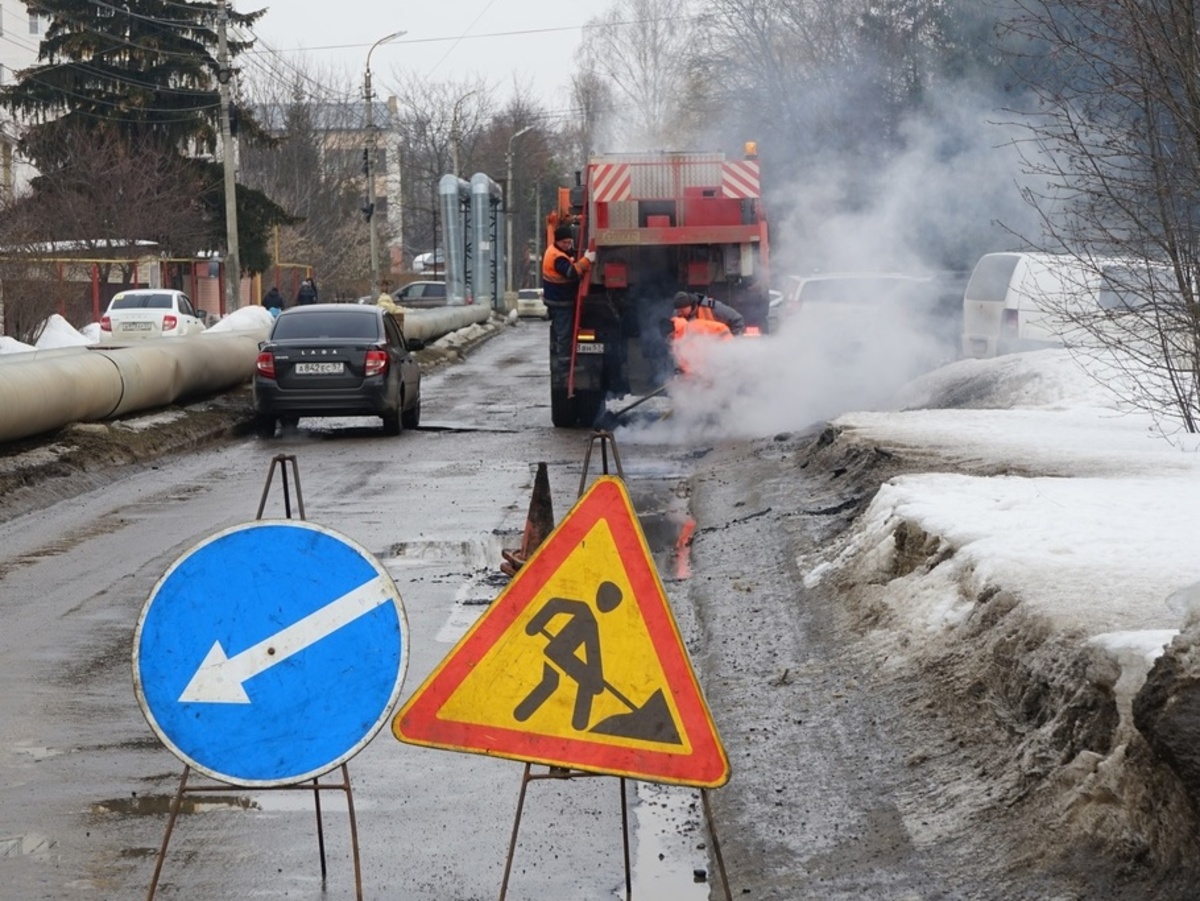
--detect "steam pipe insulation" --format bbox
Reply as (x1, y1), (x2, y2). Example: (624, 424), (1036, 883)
(0, 351), (124, 441)
(0, 332), (262, 443)
(439, 174), (472, 306)
(470, 172), (504, 309)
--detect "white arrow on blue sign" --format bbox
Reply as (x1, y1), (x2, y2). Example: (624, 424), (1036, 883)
(133, 520), (409, 787)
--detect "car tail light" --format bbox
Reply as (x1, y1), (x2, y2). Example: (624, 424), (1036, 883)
(1001, 309), (1019, 338)
(100, 315), (111, 332)
(162, 314), (178, 331)
(364, 349), (389, 377)
(255, 351), (276, 379)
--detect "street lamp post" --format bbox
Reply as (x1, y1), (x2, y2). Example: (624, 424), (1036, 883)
(365, 29), (406, 301)
(505, 125), (534, 294)
(450, 90), (477, 178)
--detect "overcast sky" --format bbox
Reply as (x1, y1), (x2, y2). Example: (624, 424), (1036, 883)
(245, 1), (587, 113)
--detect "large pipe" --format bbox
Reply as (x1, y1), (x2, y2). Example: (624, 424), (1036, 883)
(439, 174), (472, 305)
(0, 331), (264, 443)
(470, 172), (504, 309)
(399, 304), (492, 342)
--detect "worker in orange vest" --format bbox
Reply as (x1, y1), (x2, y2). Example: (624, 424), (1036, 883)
(542, 225), (595, 381)
(668, 308), (733, 377)
(672, 291), (746, 335)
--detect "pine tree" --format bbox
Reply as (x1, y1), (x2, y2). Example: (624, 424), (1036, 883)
(0, 0), (291, 272)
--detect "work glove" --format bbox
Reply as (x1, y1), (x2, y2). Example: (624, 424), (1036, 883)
(583, 250), (596, 264)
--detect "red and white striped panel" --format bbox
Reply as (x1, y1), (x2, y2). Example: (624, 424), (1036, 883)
(591, 163), (632, 202)
(721, 160), (760, 199)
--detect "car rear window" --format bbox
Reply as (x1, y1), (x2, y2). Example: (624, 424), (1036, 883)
(110, 293), (174, 310)
(271, 310), (382, 340)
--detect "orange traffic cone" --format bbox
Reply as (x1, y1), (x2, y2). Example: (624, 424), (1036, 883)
(501, 462), (555, 577)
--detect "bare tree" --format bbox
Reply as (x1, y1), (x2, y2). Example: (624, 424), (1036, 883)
(240, 70), (377, 301)
(579, 0), (701, 148)
(1003, 0), (1200, 431)
(387, 76), (495, 269)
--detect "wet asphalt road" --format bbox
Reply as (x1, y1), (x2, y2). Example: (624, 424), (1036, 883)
(0, 320), (721, 900)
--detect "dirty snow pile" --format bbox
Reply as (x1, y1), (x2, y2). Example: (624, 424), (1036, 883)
(810, 348), (1200, 680)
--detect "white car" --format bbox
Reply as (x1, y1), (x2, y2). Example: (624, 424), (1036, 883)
(516, 288), (548, 319)
(99, 289), (207, 342)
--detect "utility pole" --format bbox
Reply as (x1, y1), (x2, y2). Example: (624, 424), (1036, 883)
(215, 0), (240, 312)
(364, 30), (405, 302)
(506, 125), (533, 294)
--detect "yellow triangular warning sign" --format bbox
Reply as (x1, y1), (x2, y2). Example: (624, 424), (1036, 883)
(393, 476), (729, 788)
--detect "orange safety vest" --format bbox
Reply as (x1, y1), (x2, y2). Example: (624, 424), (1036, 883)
(670, 315), (732, 375)
(542, 245), (590, 303)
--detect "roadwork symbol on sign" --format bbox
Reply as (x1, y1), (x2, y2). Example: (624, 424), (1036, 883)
(134, 520), (409, 787)
(393, 475), (729, 788)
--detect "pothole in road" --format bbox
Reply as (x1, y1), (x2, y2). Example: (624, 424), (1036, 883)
(91, 795), (257, 816)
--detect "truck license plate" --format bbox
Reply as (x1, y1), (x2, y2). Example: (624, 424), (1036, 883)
(575, 342), (605, 354)
(294, 362), (344, 375)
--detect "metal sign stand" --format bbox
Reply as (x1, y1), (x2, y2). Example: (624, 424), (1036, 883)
(494, 433), (732, 901)
(146, 454), (365, 901)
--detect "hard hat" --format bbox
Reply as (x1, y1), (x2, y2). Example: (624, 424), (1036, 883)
(673, 291), (696, 308)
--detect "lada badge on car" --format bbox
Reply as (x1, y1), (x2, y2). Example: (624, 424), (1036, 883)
(294, 362), (345, 375)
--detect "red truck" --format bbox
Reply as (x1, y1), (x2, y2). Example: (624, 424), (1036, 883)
(549, 143), (771, 428)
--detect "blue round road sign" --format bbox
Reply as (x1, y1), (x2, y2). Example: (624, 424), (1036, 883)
(133, 520), (408, 787)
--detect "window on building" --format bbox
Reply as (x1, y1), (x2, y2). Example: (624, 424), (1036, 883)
(29, 12), (39, 34)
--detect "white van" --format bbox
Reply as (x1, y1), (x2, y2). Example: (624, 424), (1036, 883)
(961, 252), (1105, 358)
(961, 252), (1177, 358)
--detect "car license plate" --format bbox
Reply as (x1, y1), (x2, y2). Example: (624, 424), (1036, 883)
(125, 322), (153, 331)
(294, 362), (344, 375)
(576, 342), (605, 354)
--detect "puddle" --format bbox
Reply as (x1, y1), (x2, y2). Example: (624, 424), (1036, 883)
(627, 782), (710, 899)
(91, 795), (258, 816)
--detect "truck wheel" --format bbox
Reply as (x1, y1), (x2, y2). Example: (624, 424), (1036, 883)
(550, 387), (605, 428)
(550, 385), (574, 427)
(573, 390), (605, 428)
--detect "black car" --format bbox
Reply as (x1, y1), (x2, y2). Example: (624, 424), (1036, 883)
(253, 304), (423, 437)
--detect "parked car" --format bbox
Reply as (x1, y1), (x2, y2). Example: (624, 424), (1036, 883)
(391, 280), (450, 309)
(252, 304), (424, 437)
(516, 287), (548, 319)
(99, 289), (207, 342)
